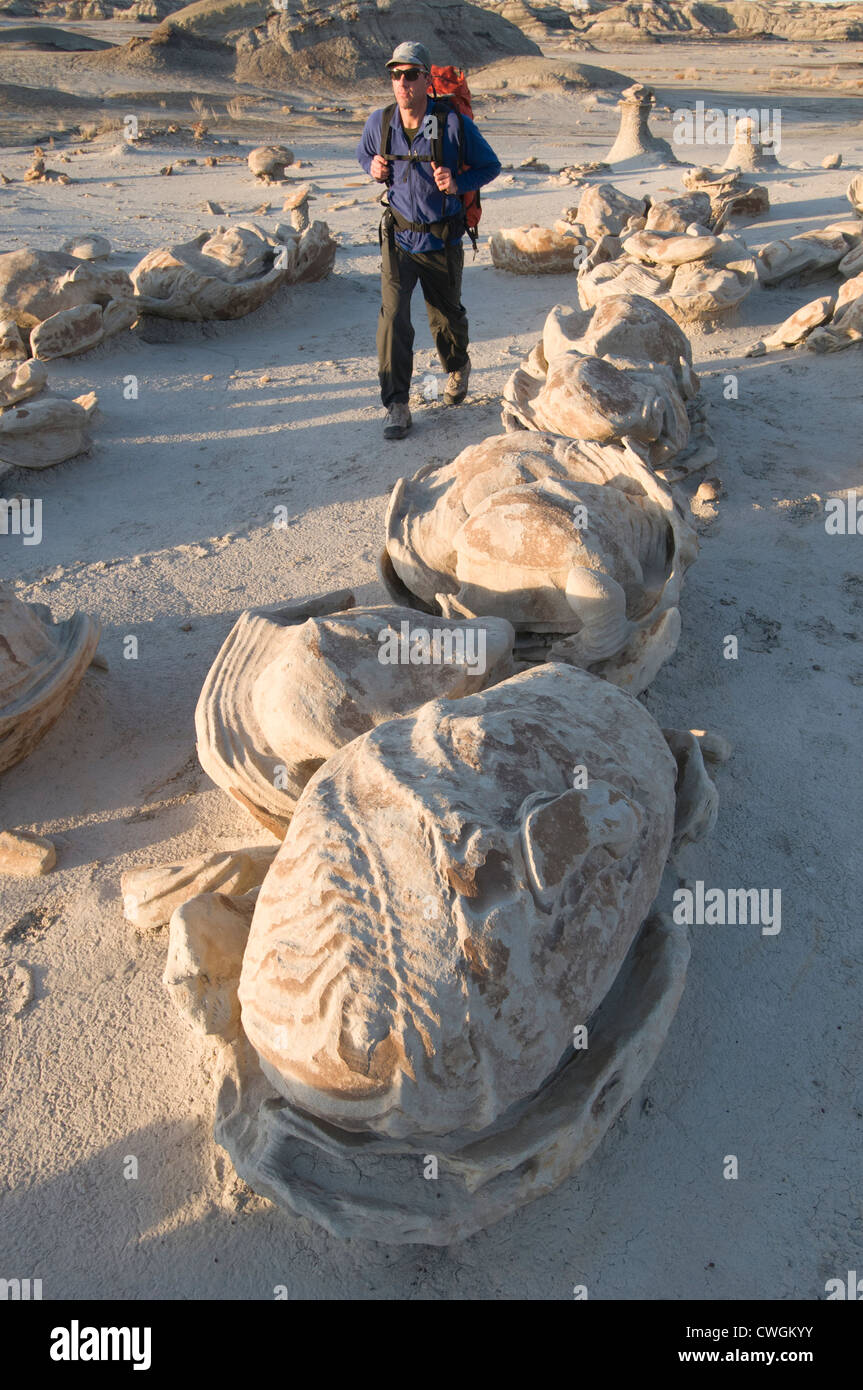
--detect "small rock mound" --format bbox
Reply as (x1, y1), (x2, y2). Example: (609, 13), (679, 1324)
(470, 54), (630, 95)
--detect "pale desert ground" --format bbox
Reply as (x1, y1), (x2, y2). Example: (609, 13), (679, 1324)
(1, 24), (862, 1299)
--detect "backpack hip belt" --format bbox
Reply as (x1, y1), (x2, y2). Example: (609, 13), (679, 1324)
(383, 197), (464, 244)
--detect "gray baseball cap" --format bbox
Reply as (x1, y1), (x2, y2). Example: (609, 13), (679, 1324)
(385, 41), (431, 72)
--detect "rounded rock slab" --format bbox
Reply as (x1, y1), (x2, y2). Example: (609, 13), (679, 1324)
(238, 664), (680, 1140)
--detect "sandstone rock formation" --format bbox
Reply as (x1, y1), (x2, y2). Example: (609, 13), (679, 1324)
(283, 183), (313, 232)
(164, 887), (259, 1040)
(0, 388), (98, 468)
(722, 116), (780, 173)
(645, 193), (712, 234)
(808, 272), (863, 352)
(382, 429), (696, 690)
(745, 294), (836, 356)
(681, 167), (770, 231)
(489, 223), (587, 274)
(247, 145), (293, 182)
(579, 224), (756, 323)
(603, 83), (676, 167)
(0, 319), (26, 359)
(122, 846), (277, 931)
(847, 174), (863, 217)
(0, 249), (136, 358)
(0, 582), (100, 774)
(60, 233), (112, 261)
(756, 222), (863, 287)
(0, 357), (47, 408)
(839, 240), (863, 279)
(238, 664), (686, 1138)
(196, 602), (515, 837)
(572, 182), (646, 240)
(165, 663), (718, 1241)
(500, 294), (707, 476)
(0, 828), (56, 876)
(130, 221), (336, 320)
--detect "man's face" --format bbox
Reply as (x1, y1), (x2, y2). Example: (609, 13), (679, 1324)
(391, 66), (428, 112)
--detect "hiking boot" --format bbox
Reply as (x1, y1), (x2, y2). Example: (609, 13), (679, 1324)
(444, 358), (471, 405)
(383, 402), (412, 440)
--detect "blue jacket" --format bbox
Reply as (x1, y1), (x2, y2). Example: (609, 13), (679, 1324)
(357, 100), (501, 253)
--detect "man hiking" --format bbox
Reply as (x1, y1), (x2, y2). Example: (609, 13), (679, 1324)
(357, 41), (501, 439)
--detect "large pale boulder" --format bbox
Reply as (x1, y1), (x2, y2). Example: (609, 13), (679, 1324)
(489, 224), (585, 274)
(382, 429), (696, 689)
(502, 294), (699, 471)
(575, 183), (646, 240)
(681, 166), (769, 231)
(0, 583), (100, 774)
(31, 301), (136, 360)
(0, 390), (97, 468)
(131, 221), (336, 320)
(196, 603), (515, 837)
(0, 357), (47, 407)
(0, 249), (135, 357)
(745, 294), (836, 356)
(807, 272), (863, 353)
(655, 233), (756, 320)
(578, 258), (676, 309)
(248, 145), (293, 181)
(622, 230), (722, 266)
(239, 664), (695, 1139)
(756, 224), (863, 287)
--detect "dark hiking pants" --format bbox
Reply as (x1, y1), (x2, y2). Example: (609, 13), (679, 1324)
(377, 224), (470, 407)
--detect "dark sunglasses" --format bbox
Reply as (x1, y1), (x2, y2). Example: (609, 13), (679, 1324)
(391, 67), (423, 83)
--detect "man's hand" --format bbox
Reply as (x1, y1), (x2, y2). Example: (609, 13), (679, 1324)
(432, 163), (457, 195)
(370, 155), (391, 182)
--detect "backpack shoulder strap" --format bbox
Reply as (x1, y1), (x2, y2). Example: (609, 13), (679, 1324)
(429, 96), (460, 170)
(379, 102), (396, 156)
(454, 107), (466, 167)
(432, 97), (446, 169)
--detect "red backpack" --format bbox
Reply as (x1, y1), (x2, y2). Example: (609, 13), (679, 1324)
(427, 66), (482, 251)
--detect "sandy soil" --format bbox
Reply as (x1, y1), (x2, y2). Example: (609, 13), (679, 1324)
(1, 29), (862, 1299)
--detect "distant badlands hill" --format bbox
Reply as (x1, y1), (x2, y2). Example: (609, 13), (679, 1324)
(157, 0), (540, 86)
(480, 1), (863, 44)
(566, 0), (863, 43)
(4, 0), (863, 44)
(148, 0), (863, 46)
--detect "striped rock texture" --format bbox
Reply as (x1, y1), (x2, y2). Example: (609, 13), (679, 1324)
(382, 430), (696, 691)
(237, 665), (680, 1140)
(0, 582), (100, 774)
(196, 603), (515, 836)
(502, 293), (702, 471)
